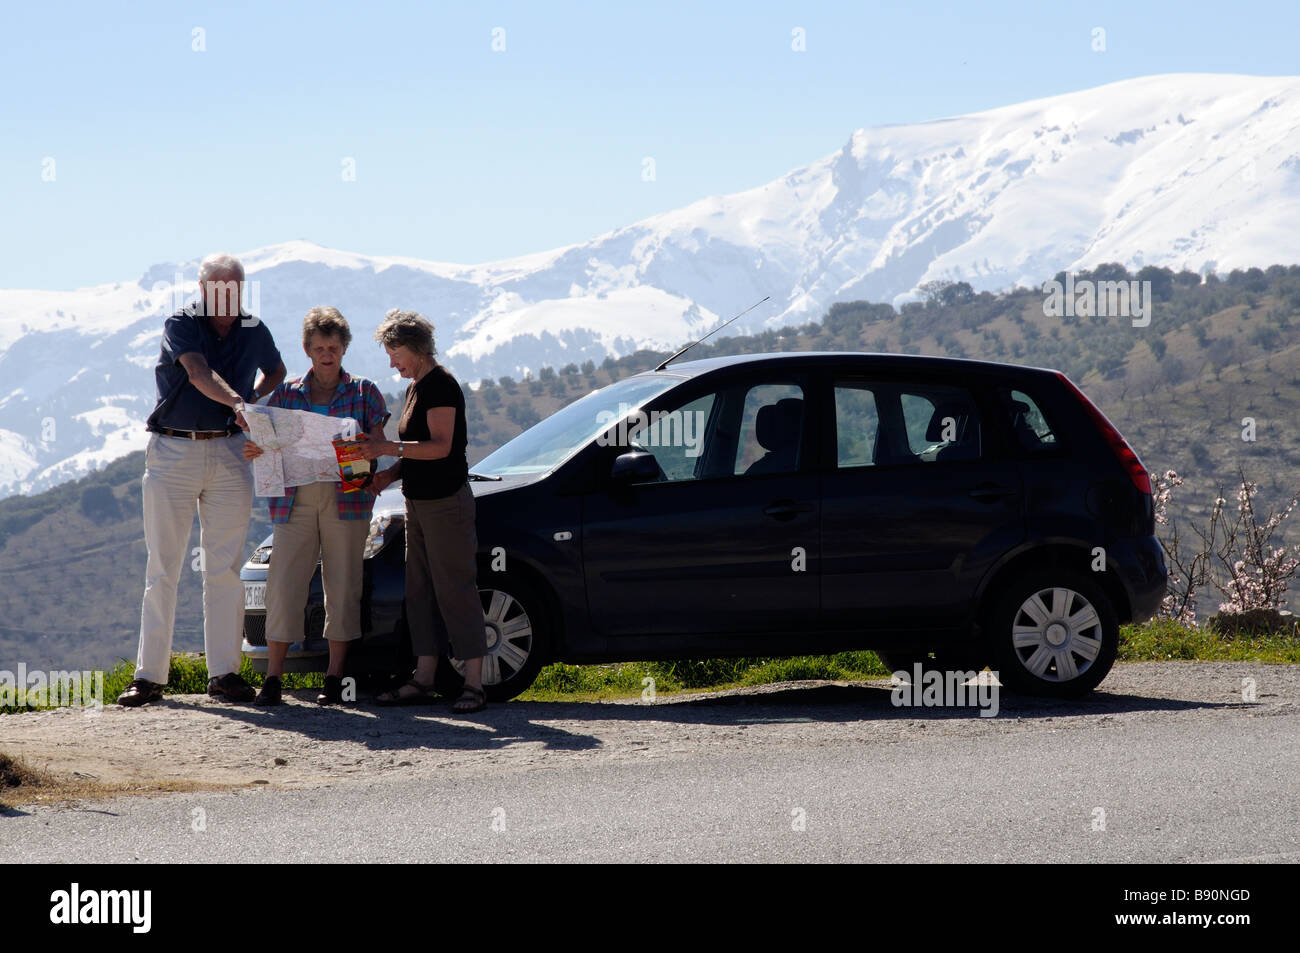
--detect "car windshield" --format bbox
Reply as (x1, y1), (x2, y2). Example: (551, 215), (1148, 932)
(474, 373), (683, 476)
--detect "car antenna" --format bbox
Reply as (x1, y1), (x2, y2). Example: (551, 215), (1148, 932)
(654, 295), (771, 371)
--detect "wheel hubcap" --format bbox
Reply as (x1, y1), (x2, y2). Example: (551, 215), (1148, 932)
(449, 588), (533, 686)
(1011, 587), (1103, 683)
(1044, 622), (1068, 647)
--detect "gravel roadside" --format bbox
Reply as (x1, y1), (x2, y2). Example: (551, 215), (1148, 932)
(1, 661), (1293, 802)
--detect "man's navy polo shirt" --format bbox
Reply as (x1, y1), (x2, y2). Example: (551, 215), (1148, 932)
(145, 302), (282, 433)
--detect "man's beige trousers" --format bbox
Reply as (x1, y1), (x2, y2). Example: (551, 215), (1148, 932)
(134, 433), (252, 683)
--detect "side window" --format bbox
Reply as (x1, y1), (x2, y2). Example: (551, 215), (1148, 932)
(627, 392), (717, 483)
(898, 384), (982, 463)
(834, 384), (880, 468)
(1003, 389), (1058, 452)
(733, 383), (805, 476)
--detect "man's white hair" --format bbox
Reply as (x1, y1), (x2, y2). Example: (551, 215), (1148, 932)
(198, 253), (245, 283)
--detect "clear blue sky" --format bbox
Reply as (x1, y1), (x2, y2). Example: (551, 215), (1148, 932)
(2, 0), (1296, 289)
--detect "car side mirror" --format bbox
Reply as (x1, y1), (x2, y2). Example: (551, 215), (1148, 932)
(610, 451), (659, 484)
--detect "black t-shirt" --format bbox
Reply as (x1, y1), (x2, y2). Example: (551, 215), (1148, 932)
(399, 364), (468, 499)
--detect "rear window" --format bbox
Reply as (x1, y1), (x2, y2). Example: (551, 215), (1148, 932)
(1001, 388), (1059, 453)
(834, 381), (981, 466)
(898, 385), (982, 462)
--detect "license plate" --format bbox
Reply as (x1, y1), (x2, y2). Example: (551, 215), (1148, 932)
(244, 582), (266, 610)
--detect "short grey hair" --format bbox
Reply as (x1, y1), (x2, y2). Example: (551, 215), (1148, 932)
(302, 306), (351, 350)
(198, 253), (245, 283)
(374, 308), (435, 358)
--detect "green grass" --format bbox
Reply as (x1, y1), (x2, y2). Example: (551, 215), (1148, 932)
(1, 654), (324, 713)
(520, 651), (900, 701)
(3, 622), (1296, 712)
(1117, 619), (1300, 663)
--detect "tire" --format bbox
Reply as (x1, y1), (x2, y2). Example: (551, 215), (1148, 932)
(986, 569), (1118, 698)
(434, 572), (552, 703)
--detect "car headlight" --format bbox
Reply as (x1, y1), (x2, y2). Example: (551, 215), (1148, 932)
(247, 545), (272, 565)
(363, 515), (401, 559)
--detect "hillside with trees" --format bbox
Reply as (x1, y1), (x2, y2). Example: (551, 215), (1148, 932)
(2, 263), (1297, 670)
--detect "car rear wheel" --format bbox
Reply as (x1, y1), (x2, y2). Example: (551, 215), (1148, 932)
(987, 569), (1118, 698)
(436, 573), (551, 703)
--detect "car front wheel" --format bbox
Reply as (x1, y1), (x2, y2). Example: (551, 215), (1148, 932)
(437, 573), (551, 702)
(987, 570), (1118, 698)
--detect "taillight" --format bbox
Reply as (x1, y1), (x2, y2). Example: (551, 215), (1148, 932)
(1054, 372), (1152, 495)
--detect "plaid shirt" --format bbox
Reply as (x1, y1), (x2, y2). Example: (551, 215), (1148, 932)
(265, 369), (391, 524)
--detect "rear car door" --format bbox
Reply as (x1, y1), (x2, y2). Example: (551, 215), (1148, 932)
(819, 370), (1024, 633)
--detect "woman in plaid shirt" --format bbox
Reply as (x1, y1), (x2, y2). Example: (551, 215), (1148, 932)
(242, 307), (390, 705)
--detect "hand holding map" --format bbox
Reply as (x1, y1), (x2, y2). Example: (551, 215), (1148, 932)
(242, 404), (359, 497)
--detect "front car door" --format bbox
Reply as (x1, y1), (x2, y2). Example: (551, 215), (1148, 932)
(581, 368), (821, 646)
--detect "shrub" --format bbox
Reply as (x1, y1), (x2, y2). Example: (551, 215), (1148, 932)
(79, 485), (121, 522)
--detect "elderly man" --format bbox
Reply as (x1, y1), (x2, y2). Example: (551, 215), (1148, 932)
(117, 253), (286, 706)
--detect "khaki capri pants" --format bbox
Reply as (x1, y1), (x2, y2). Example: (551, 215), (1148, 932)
(265, 481), (369, 643)
(404, 484), (486, 660)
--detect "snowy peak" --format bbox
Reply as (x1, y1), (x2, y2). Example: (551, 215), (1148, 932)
(3, 73), (1300, 499)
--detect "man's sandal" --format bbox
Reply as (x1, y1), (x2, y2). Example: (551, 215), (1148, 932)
(451, 685), (487, 714)
(375, 677), (438, 706)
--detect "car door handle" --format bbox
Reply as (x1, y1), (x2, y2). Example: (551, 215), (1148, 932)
(764, 500), (814, 520)
(968, 483), (1019, 503)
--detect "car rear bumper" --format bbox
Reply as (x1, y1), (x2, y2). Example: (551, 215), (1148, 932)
(1113, 535), (1167, 622)
(241, 642), (329, 673)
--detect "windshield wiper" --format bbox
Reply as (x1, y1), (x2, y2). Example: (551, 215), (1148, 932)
(468, 471), (503, 482)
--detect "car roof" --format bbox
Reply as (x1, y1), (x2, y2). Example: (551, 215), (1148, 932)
(362, 351), (1067, 518)
(637, 350), (1064, 380)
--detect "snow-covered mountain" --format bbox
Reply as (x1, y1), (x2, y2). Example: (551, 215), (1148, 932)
(3, 73), (1300, 499)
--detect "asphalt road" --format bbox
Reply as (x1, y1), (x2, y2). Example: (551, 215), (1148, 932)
(3, 663), (1298, 863)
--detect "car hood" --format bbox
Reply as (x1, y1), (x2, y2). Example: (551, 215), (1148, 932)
(370, 473), (538, 517)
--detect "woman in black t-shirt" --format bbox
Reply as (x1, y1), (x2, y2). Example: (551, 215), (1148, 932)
(362, 309), (487, 713)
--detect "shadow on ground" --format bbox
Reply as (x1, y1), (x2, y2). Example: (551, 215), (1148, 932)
(172, 679), (1235, 757)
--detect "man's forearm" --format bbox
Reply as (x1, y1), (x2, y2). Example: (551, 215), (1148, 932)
(188, 366), (243, 408)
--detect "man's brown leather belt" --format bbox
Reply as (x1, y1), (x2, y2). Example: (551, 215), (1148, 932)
(154, 427), (240, 440)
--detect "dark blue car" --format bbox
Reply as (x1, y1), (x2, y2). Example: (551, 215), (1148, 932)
(242, 351), (1166, 700)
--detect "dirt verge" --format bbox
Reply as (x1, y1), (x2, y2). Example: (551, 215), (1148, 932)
(1, 661), (1294, 806)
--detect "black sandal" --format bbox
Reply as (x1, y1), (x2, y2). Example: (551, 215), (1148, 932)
(451, 685), (487, 714)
